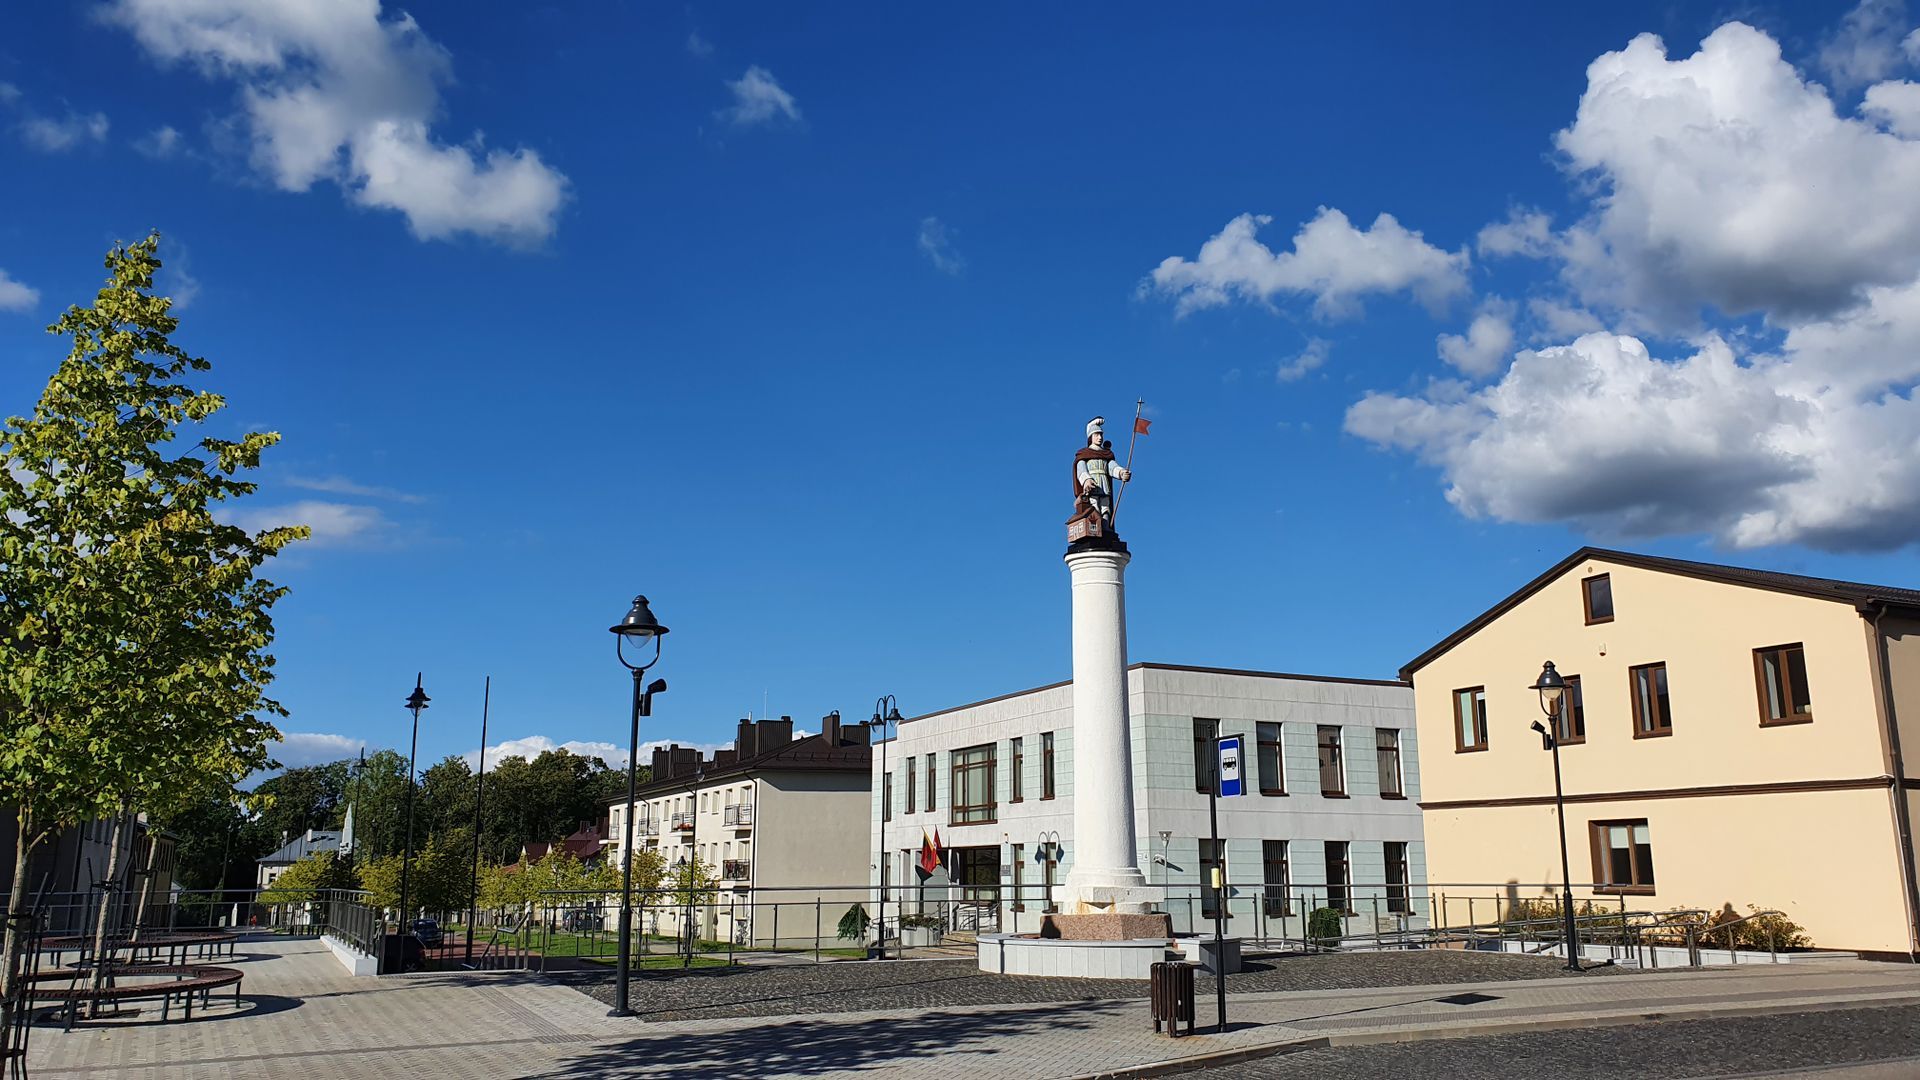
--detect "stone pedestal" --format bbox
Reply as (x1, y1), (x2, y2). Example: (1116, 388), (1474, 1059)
(1062, 544), (1162, 918)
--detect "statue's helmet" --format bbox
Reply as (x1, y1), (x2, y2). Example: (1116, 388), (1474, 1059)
(1086, 416), (1105, 441)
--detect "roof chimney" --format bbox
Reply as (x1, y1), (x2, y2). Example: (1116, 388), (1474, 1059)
(736, 718), (757, 760)
(821, 710), (842, 746)
(710, 748), (738, 770)
(651, 747), (671, 780)
(759, 716), (794, 751)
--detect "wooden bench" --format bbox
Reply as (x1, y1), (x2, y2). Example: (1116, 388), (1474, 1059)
(27, 964), (244, 1029)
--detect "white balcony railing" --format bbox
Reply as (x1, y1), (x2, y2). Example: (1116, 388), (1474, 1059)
(723, 803), (755, 827)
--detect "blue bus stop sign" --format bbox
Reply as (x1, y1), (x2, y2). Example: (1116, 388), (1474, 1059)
(1217, 735), (1244, 798)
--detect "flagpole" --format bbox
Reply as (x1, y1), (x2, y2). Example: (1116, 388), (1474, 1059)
(1114, 398), (1144, 522)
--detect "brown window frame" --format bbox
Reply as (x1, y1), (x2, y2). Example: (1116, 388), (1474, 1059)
(1040, 731), (1057, 800)
(1261, 840), (1290, 917)
(925, 753), (936, 811)
(1375, 728), (1404, 799)
(1256, 721), (1286, 795)
(1385, 841), (1411, 914)
(1629, 662), (1674, 738)
(882, 772), (893, 823)
(1556, 674), (1586, 745)
(1582, 573), (1615, 625)
(1589, 818), (1656, 895)
(1324, 840), (1352, 915)
(1010, 737), (1025, 803)
(1753, 643), (1814, 726)
(1193, 718), (1221, 793)
(1199, 838), (1228, 921)
(1010, 843), (1025, 911)
(949, 743), (997, 826)
(1452, 686), (1489, 753)
(1317, 725), (1347, 798)
(904, 762), (916, 814)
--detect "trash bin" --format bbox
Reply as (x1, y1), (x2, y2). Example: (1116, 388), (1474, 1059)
(1150, 960), (1196, 1037)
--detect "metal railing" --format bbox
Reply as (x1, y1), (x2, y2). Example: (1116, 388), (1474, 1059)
(318, 889), (382, 960)
(670, 812), (694, 832)
(723, 803), (755, 827)
(721, 860), (751, 880)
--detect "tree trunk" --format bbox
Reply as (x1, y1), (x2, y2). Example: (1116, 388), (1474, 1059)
(1, 805), (37, 1037)
(128, 833), (159, 944)
(86, 807), (132, 1000)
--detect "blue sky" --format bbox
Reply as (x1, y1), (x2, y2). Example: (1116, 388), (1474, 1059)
(3, 1), (1918, 774)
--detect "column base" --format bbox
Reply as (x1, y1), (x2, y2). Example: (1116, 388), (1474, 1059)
(1063, 875), (1164, 916)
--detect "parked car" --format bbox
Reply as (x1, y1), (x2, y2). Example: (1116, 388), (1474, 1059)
(412, 918), (443, 946)
(561, 909), (602, 933)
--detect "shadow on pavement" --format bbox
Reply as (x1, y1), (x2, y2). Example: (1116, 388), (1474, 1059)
(526, 999), (1132, 1078)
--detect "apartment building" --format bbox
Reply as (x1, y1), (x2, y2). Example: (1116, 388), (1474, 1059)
(0, 810), (179, 933)
(1403, 547), (1920, 957)
(875, 663), (1426, 937)
(605, 713), (873, 947)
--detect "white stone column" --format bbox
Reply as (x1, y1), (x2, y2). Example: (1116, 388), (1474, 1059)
(1062, 547), (1159, 913)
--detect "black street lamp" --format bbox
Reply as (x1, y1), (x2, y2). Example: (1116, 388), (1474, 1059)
(396, 674), (429, 966)
(464, 675), (491, 969)
(610, 596), (669, 1018)
(1529, 661), (1583, 972)
(871, 696), (904, 960)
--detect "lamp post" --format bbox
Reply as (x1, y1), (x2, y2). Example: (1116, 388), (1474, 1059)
(397, 675), (429, 964)
(870, 696), (903, 960)
(681, 767), (706, 969)
(1529, 661), (1583, 972)
(1035, 829), (1062, 914)
(610, 595), (669, 1018)
(464, 676), (491, 969)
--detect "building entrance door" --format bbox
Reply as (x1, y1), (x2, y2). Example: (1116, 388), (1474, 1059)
(948, 846), (1002, 933)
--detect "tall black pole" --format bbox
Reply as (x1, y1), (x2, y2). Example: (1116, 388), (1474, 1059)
(1208, 734), (1226, 1034)
(876, 713), (887, 961)
(684, 771), (702, 969)
(398, 674), (428, 967)
(612, 668), (643, 1016)
(1550, 734), (1580, 971)
(465, 676), (491, 968)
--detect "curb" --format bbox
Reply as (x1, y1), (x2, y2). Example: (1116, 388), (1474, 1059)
(1061, 991), (1920, 1079)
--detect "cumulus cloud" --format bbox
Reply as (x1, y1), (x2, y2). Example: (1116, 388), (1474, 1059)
(1526, 298), (1604, 340)
(1276, 338), (1330, 382)
(1818, 0), (1916, 90)
(1147, 207), (1469, 319)
(465, 735), (725, 770)
(226, 499), (387, 547)
(0, 270), (38, 312)
(20, 109), (109, 152)
(721, 66), (800, 127)
(1476, 208), (1555, 259)
(268, 731), (366, 769)
(1436, 301), (1516, 377)
(687, 31), (713, 58)
(101, 0), (568, 246)
(135, 124), (182, 157)
(1863, 79), (1920, 136)
(285, 474), (423, 502)
(917, 216), (964, 274)
(1553, 22), (1920, 326)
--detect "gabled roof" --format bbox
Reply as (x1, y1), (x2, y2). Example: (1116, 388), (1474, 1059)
(608, 731), (871, 803)
(1401, 546), (1920, 680)
(258, 830), (341, 866)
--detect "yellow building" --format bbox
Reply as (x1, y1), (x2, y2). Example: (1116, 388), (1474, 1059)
(1403, 547), (1920, 958)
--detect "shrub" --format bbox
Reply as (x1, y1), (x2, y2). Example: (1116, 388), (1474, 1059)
(898, 913), (944, 931)
(836, 903), (872, 941)
(1307, 907), (1344, 947)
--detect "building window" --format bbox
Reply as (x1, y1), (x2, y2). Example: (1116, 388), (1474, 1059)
(904, 763), (916, 814)
(1257, 722), (1285, 795)
(1754, 644), (1813, 726)
(1591, 819), (1655, 893)
(1317, 725), (1345, 797)
(1385, 841), (1410, 914)
(1011, 843), (1025, 910)
(1556, 675), (1586, 744)
(1630, 662), (1673, 737)
(1010, 737), (1025, 803)
(1042, 843), (1058, 911)
(951, 744), (997, 825)
(1193, 718), (1220, 792)
(1041, 731), (1056, 800)
(1324, 840), (1350, 914)
(1375, 729), (1403, 798)
(1583, 573), (1614, 624)
(1199, 838), (1227, 921)
(883, 772), (892, 822)
(1453, 687), (1489, 752)
(925, 754), (936, 811)
(1261, 840), (1290, 917)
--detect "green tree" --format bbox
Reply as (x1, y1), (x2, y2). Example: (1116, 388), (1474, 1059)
(359, 836), (471, 916)
(0, 234), (301, 1019)
(259, 850), (358, 905)
(341, 749), (409, 860)
(417, 754), (475, 846)
(252, 760), (352, 844)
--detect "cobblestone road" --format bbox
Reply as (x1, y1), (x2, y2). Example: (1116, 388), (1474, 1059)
(553, 950), (1630, 1021)
(1181, 1003), (1920, 1079)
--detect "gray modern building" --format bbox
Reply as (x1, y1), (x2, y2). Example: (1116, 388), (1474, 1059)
(873, 663), (1427, 938)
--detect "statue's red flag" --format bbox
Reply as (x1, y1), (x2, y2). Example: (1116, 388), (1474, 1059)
(1134, 416), (1151, 435)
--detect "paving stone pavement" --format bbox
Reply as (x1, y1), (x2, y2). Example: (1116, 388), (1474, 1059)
(23, 934), (1920, 1079)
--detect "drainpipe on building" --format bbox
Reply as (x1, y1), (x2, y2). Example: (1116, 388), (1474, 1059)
(1868, 602), (1920, 962)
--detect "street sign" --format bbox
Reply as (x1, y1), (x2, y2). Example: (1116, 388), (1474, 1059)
(1217, 735), (1244, 797)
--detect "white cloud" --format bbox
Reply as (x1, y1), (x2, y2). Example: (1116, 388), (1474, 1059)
(917, 216), (965, 274)
(135, 124), (182, 157)
(285, 474), (423, 502)
(1818, 0), (1917, 89)
(20, 109), (109, 152)
(268, 731), (366, 769)
(1146, 207), (1469, 319)
(465, 735), (724, 771)
(1435, 300), (1516, 377)
(101, 0), (568, 246)
(686, 31), (713, 58)
(226, 499), (387, 547)
(721, 66), (800, 127)
(1276, 338), (1330, 382)
(1908, 27), (1920, 62)
(0, 270), (38, 312)
(0, 83), (19, 106)
(1476, 208), (1555, 259)
(1526, 298), (1604, 340)
(1863, 79), (1920, 137)
(1553, 22), (1920, 326)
